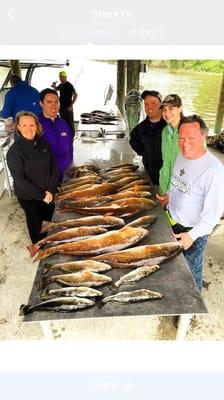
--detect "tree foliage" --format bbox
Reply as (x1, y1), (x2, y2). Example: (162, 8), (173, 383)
(144, 60), (224, 73)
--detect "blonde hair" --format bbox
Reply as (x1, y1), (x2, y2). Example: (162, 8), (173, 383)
(16, 111), (42, 137)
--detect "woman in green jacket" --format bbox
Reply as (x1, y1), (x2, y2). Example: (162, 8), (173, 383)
(156, 94), (183, 207)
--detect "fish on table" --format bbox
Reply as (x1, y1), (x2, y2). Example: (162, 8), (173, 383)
(117, 180), (150, 192)
(42, 271), (112, 287)
(92, 242), (184, 268)
(34, 226), (148, 261)
(69, 199), (155, 218)
(55, 182), (117, 201)
(102, 289), (163, 305)
(118, 185), (152, 193)
(66, 164), (99, 178)
(61, 174), (101, 187)
(104, 163), (139, 173)
(43, 260), (112, 274)
(58, 195), (113, 209)
(105, 191), (151, 200)
(57, 182), (98, 196)
(37, 226), (107, 246)
(41, 215), (125, 233)
(126, 215), (157, 229)
(108, 176), (143, 189)
(41, 286), (103, 299)
(59, 177), (102, 192)
(105, 173), (140, 183)
(113, 265), (160, 288)
(20, 296), (95, 315)
(56, 183), (94, 199)
(106, 198), (155, 207)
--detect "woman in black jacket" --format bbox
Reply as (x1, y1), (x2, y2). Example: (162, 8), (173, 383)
(7, 111), (58, 257)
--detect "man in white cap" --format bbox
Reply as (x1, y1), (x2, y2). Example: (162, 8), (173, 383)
(52, 71), (78, 136)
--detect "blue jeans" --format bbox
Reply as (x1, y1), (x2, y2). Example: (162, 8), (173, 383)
(183, 235), (208, 291)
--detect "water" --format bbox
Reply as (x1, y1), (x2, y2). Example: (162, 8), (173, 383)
(140, 68), (223, 132)
(0, 61), (223, 131)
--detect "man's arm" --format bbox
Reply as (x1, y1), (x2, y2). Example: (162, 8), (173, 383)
(188, 167), (224, 242)
(67, 88), (78, 112)
(0, 92), (13, 119)
(71, 89), (78, 105)
(51, 82), (60, 91)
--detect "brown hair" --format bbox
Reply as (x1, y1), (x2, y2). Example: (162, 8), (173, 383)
(16, 111), (42, 137)
(178, 114), (209, 135)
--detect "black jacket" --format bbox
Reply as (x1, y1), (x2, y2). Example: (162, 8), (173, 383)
(129, 117), (166, 185)
(7, 134), (58, 200)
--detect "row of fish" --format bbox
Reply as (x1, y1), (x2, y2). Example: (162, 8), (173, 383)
(34, 225), (149, 260)
(56, 163), (150, 203)
(23, 163), (183, 316)
(42, 263), (160, 289)
(21, 262), (163, 314)
(20, 289), (163, 314)
(21, 240), (183, 315)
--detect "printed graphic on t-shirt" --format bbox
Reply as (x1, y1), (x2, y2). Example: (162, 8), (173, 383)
(171, 172), (191, 194)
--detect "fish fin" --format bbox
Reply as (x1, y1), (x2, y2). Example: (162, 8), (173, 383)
(19, 304), (32, 315)
(40, 288), (49, 298)
(42, 263), (53, 274)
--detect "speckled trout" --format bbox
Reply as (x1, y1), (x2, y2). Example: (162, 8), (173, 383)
(113, 265), (160, 288)
(43, 260), (112, 274)
(102, 289), (162, 304)
(42, 271), (112, 287)
(20, 296), (95, 314)
(41, 286), (103, 299)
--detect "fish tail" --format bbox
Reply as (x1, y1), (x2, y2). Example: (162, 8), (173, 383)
(19, 304), (32, 315)
(33, 247), (56, 262)
(41, 277), (52, 288)
(95, 298), (106, 309)
(109, 283), (119, 293)
(42, 263), (53, 274)
(41, 221), (55, 233)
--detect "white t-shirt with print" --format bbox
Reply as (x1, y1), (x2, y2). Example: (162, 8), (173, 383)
(168, 151), (224, 241)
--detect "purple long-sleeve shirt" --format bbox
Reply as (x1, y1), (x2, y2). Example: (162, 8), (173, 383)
(38, 113), (73, 183)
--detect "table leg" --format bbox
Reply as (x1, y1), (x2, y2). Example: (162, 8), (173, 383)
(0, 144), (12, 197)
(40, 321), (53, 340)
(176, 314), (193, 340)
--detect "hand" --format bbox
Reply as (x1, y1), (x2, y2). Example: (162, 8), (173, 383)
(156, 193), (169, 207)
(173, 232), (193, 250)
(51, 82), (57, 89)
(43, 191), (53, 204)
(67, 105), (73, 112)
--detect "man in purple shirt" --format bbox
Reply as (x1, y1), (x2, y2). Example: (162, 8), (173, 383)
(38, 88), (73, 185)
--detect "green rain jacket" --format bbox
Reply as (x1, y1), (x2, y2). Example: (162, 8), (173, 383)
(159, 124), (180, 195)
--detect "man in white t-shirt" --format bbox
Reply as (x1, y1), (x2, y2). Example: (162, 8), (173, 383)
(159, 115), (224, 290)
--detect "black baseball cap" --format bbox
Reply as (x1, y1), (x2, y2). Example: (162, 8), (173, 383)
(159, 94), (182, 109)
(141, 90), (162, 102)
